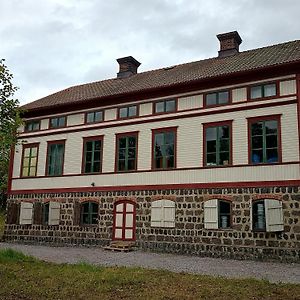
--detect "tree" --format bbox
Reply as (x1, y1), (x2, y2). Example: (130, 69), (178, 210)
(0, 59), (23, 207)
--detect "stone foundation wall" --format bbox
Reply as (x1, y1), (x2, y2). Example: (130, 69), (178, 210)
(4, 186), (300, 262)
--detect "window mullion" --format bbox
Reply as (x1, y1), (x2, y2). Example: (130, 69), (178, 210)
(125, 137), (129, 171)
(28, 148), (32, 176)
(91, 141), (95, 172)
(263, 122), (267, 163)
(216, 128), (220, 165)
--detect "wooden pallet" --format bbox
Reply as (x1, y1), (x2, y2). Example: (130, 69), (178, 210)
(103, 241), (136, 252)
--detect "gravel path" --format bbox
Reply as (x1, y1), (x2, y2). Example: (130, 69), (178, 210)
(0, 242), (299, 284)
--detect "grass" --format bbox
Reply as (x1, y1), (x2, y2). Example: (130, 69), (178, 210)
(0, 210), (5, 239)
(0, 249), (299, 300)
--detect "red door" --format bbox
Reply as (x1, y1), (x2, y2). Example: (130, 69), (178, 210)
(113, 200), (136, 241)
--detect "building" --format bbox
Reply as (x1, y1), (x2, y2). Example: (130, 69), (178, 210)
(4, 31), (300, 261)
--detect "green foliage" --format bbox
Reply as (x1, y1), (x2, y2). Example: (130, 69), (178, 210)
(0, 249), (299, 300)
(0, 59), (23, 194)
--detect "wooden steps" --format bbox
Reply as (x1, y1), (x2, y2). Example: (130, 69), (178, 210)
(103, 241), (136, 252)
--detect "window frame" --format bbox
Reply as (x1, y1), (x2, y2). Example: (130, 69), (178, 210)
(247, 115), (282, 165)
(85, 110), (104, 124)
(203, 120), (233, 167)
(81, 135), (104, 174)
(204, 90), (231, 107)
(45, 140), (66, 176)
(118, 105), (138, 119)
(81, 201), (99, 226)
(20, 143), (40, 178)
(248, 81), (279, 100)
(24, 120), (40, 132)
(49, 116), (67, 129)
(252, 200), (266, 232)
(115, 131), (139, 172)
(151, 127), (177, 170)
(153, 99), (177, 115)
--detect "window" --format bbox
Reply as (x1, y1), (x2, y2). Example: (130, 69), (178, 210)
(43, 202), (60, 225)
(250, 83), (277, 99)
(251, 199), (283, 232)
(205, 91), (229, 106)
(204, 122), (231, 166)
(154, 99), (176, 114)
(82, 137), (103, 173)
(49, 116), (66, 128)
(151, 200), (175, 227)
(46, 141), (65, 176)
(19, 202), (33, 225)
(249, 117), (280, 164)
(25, 120), (40, 132)
(21, 144), (39, 177)
(152, 128), (176, 169)
(204, 199), (231, 229)
(81, 202), (98, 225)
(116, 133), (138, 172)
(119, 105), (137, 119)
(86, 111), (103, 124)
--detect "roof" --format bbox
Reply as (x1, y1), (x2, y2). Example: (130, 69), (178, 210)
(23, 39), (300, 112)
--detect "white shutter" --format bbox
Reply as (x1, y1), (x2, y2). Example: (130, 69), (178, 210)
(48, 201), (60, 225)
(204, 199), (218, 229)
(162, 200), (175, 228)
(265, 199), (284, 232)
(19, 202), (33, 225)
(151, 200), (163, 227)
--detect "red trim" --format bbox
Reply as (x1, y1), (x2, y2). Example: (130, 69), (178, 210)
(203, 120), (233, 167)
(203, 89), (232, 108)
(49, 116), (67, 129)
(296, 74), (300, 160)
(7, 146), (15, 193)
(19, 99), (297, 140)
(117, 104), (139, 120)
(112, 200), (136, 241)
(84, 110), (104, 124)
(247, 114), (282, 164)
(114, 131), (139, 172)
(8, 180), (300, 195)
(81, 135), (104, 174)
(247, 80), (280, 101)
(45, 140), (66, 176)
(24, 119), (41, 132)
(152, 98), (178, 115)
(20, 143), (40, 178)
(151, 126), (177, 170)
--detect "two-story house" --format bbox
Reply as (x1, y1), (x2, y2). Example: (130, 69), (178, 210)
(4, 31), (300, 261)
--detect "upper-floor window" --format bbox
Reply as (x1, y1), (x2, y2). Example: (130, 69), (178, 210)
(204, 122), (231, 166)
(116, 132), (138, 172)
(119, 105), (138, 119)
(86, 111), (103, 124)
(81, 202), (98, 225)
(249, 117), (280, 164)
(25, 120), (40, 132)
(204, 199), (231, 229)
(82, 136), (103, 174)
(152, 128), (176, 170)
(49, 116), (66, 128)
(205, 90), (229, 107)
(250, 83), (277, 99)
(21, 143), (39, 177)
(46, 140), (65, 176)
(154, 99), (176, 114)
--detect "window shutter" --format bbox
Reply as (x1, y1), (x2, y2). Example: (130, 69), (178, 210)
(151, 200), (163, 227)
(204, 199), (218, 229)
(265, 199), (284, 232)
(7, 202), (19, 224)
(48, 202), (60, 225)
(249, 202), (253, 231)
(162, 200), (175, 228)
(73, 201), (81, 226)
(19, 202), (33, 225)
(33, 202), (43, 225)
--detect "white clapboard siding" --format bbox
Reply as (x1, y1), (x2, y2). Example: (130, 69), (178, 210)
(178, 95), (203, 111)
(265, 199), (284, 232)
(204, 199), (218, 229)
(104, 108), (117, 121)
(232, 88), (247, 103)
(139, 103), (153, 116)
(40, 119), (49, 130)
(151, 200), (175, 227)
(19, 202), (33, 225)
(48, 201), (61, 225)
(280, 80), (296, 96)
(67, 113), (85, 126)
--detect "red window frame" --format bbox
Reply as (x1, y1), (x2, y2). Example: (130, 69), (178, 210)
(204, 90), (231, 108)
(203, 120), (233, 167)
(247, 81), (280, 101)
(84, 110), (104, 124)
(20, 143), (40, 178)
(247, 114), (282, 165)
(153, 98), (178, 115)
(45, 140), (66, 176)
(49, 116), (67, 129)
(151, 127), (177, 170)
(81, 135), (104, 174)
(117, 105), (139, 120)
(24, 120), (41, 132)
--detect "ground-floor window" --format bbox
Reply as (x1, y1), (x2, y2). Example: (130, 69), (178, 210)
(81, 202), (98, 225)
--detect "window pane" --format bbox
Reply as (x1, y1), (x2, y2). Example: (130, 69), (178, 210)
(251, 122), (263, 136)
(118, 160), (126, 171)
(155, 133), (164, 146)
(23, 158), (30, 167)
(165, 100), (176, 112)
(266, 135), (277, 148)
(128, 106), (137, 117)
(250, 86), (262, 99)
(206, 127), (217, 141)
(219, 126), (229, 139)
(166, 156), (174, 168)
(31, 147), (38, 156)
(206, 93), (217, 106)
(265, 120), (278, 134)
(93, 151), (100, 161)
(94, 111), (103, 122)
(207, 153), (216, 165)
(29, 167), (36, 177)
(128, 136), (136, 147)
(155, 101), (165, 113)
(85, 162), (92, 173)
(94, 141), (101, 151)
(155, 157), (163, 168)
(86, 112), (94, 123)
(165, 132), (174, 145)
(128, 148), (136, 159)
(218, 91), (229, 104)
(119, 107), (128, 118)
(86, 141), (93, 152)
(220, 152), (229, 165)
(22, 167), (29, 177)
(50, 118), (58, 128)
(252, 136), (263, 149)
(127, 159), (135, 170)
(266, 148), (278, 163)
(252, 150), (263, 163)
(253, 202), (265, 230)
(58, 117), (65, 127)
(264, 84), (276, 97)
(219, 139), (229, 152)
(207, 140), (216, 153)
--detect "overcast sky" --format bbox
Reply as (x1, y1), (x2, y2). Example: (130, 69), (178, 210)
(1, 0), (300, 105)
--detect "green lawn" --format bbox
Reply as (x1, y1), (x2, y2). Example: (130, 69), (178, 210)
(0, 249), (299, 300)
(0, 210), (5, 239)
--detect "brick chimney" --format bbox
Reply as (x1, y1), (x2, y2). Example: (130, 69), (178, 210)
(217, 31), (242, 58)
(117, 56), (141, 78)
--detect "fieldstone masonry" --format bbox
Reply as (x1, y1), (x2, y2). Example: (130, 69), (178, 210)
(4, 186), (300, 262)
